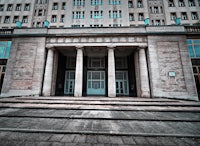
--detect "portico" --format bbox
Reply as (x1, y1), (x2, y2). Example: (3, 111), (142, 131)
(42, 37), (150, 98)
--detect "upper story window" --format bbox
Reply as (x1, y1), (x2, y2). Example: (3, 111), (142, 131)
(51, 15), (57, 23)
(170, 12), (176, 20)
(72, 11), (85, 19)
(52, 3), (58, 10)
(0, 5), (4, 11)
(7, 4), (13, 11)
(138, 13), (144, 21)
(191, 12), (198, 20)
(109, 10), (122, 18)
(178, 0), (185, 7)
(91, 0), (103, 5)
(36, 0), (47, 4)
(187, 39), (200, 58)
(62, 2), (66, 10)
(13, 16), (19, 23)
(129, 13), (134, 21)
(24, 3), (30, 11)
(22, 16), (28, 23)
(108, 0), (121, 5)
(181, 12), (188, 20)
(90, 11), (103, 18)
(16, 4), (21, 11)
(153, 7), (159, 13)
(128, 0), (133, 8)
(73, 0), (85, 6)
(137, 0), (143, 8)
(38, 9), (43, 16)
(4, 16), (10, 23)
(60, 15), (65, 22)
(155, 20), (161, 26)
(188, 0), (195, 7)
(39, 0), (46, 4)
(168, 0), (175, 7)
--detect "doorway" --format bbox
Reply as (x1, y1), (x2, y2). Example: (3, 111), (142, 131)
(64, 71), (75, 95)
(87, 71), (105, 95)
(116, 71), (129, 96)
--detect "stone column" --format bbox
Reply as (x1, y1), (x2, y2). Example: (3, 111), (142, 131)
(51, 50), (58, 96)
(42, 47), (54, 96)
(108, 46), (116, 97)
(139, 47), (150, 97)
(74, 46), (84, 97)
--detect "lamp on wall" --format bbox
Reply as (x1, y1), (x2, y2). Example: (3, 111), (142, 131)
(44, 20), (50, 28)
(175, 18), (181, 25)
(144, 18), (149, 26)
(16, 21), (22, 28)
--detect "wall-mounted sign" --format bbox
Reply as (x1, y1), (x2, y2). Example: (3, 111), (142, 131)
(169, 71), (176, 77)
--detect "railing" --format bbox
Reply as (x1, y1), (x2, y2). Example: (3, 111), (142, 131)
(0, 29), (14, 35)
(185, 26), (200, 33)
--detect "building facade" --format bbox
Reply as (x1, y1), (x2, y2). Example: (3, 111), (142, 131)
(0, 0), (199, 100)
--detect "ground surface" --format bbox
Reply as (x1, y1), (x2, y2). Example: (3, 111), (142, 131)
(0, 96), (199, 146)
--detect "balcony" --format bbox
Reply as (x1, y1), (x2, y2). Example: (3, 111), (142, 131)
(185, 26), (200, 33)
(0, 29), (14, 35)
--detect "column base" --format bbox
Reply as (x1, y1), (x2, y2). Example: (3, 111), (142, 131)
(141, 91), (150, 98)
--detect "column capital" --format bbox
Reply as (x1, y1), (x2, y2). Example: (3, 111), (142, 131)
(46, 46), (55, 51)
(107, 45), (116, 50)
(75, 45), (84, 50)
(138, 46), (147, 50)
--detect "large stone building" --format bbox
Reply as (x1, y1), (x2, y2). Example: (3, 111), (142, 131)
(0, 0), (199, 100)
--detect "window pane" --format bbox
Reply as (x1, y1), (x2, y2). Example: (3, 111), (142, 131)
(186, 39), (192, 44)
(194, 40), (200, 44)
(194, 45), (200, 57)
(188, 45), (194, 58)
(0, 41), (11, 59)
(5, 41), (11, 58)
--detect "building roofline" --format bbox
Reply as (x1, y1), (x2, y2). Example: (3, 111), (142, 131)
(0, 25), (199, 38)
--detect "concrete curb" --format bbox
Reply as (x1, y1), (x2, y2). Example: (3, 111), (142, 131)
(1, 128), (200, 138)
(0, 115), (200, 122)
(1, 106), (200, 112)
(1, 101), (200, 107)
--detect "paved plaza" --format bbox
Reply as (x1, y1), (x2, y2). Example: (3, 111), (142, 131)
(0, 96), (199, 145)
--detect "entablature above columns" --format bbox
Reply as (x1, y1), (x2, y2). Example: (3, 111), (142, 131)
(46, 36), (148, 48)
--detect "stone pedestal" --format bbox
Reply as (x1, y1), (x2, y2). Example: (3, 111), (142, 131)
(139, 48), (150, 97)
(42, 48), (54, 96)
(74, 47), (83, 97)
(108, 47), (116, 97)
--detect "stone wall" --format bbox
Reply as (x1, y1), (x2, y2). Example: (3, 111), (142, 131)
(1, 37), (46, 97)
(147, 35), (198, 101)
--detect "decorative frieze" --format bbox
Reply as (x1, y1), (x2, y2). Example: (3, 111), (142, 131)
(46, 36), (147, 44)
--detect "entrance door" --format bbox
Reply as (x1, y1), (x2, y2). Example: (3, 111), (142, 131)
(87, 71), (105, 95)
(64, 71), (75, 95)
(116, 71), (129, 96)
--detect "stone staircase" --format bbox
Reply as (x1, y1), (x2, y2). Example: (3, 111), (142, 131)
(0, 96), (200, 145)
